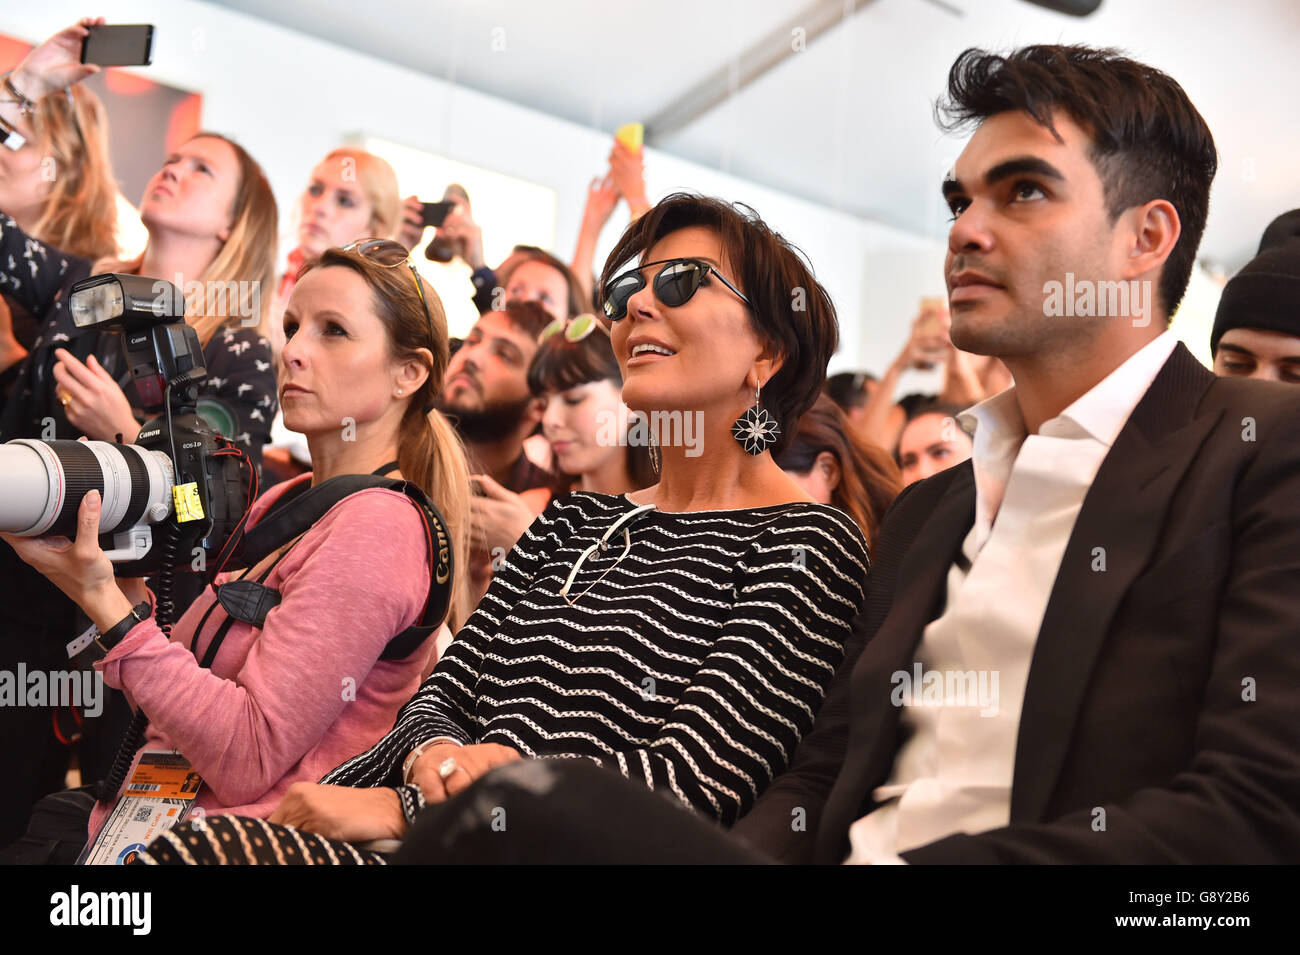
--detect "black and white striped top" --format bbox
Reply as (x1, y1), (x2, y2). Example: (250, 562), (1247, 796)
(324, 492), (868, 825)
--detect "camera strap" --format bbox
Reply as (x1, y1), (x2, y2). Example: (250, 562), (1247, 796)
(197, 470), (454, 667)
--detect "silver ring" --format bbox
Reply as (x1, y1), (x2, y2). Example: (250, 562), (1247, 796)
(438, 757), (458, 780)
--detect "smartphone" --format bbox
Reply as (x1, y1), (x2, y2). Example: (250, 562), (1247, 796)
(424, 184), (471, 263)
(80, 24), (154, 67)
(420, 200), (456, 229)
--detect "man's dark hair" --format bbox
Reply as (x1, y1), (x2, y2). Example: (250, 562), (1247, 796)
(500, 299), (553, 342)
(825, 371), (876, 412)
(599, 193), (839, 454)
(936, 44), (1218, 318)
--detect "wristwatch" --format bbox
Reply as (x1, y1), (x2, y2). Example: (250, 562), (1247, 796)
(94, 601), (153, 654)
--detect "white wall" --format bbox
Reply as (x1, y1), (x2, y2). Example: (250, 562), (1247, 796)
(4, 0), (948, 375)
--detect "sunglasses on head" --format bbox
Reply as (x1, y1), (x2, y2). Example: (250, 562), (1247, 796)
(601, 257), (749, 321)
(343, 239), (436, 348)
(537, 313), (607, 345)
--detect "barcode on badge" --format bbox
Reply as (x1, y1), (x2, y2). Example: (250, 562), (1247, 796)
(129, 784), (161, 793)
(133, 806), (153, 823)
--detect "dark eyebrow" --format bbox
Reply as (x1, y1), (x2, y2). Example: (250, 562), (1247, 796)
(984, 156), (1065, 187)
(1217, 343), (1255, 358)
(943, 156), (1065, 199)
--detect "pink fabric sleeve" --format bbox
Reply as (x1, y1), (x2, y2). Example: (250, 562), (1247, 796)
(95, 489), (430, 806)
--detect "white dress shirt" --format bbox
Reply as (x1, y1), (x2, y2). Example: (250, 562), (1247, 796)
(846, 331), (1178, 864)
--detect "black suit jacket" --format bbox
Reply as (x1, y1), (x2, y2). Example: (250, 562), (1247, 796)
(734, 343), (1300, 863)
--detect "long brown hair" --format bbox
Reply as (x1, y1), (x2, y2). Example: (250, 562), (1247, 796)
(30, 84), (118, 260)
(302, 246), (472, 631)
(96, 133), (278, 348)
(775, 394), (901, 550)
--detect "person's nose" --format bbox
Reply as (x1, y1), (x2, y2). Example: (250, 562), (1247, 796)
(625, 278), (659, 322)
(948, 200), (996, 258)
(541, 399), (563, 435)
(280, 330), (307, 373)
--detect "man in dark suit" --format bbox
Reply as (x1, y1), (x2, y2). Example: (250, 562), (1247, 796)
(731, 44), (1300, 865)
(387, 43), (1300, 866)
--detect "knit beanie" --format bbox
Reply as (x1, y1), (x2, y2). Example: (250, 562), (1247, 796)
(1210, 209), (1300, 353)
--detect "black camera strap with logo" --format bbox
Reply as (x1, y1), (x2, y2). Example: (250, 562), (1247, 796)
(196, 463), (454, 666)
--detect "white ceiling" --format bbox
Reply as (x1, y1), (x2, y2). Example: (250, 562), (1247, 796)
(208, 0), (1300, 271)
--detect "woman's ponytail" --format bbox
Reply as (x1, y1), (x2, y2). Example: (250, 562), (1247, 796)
(398, 403), (472, 632)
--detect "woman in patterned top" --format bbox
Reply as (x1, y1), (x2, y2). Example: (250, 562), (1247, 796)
(0, 25), (279, 845)
(144, 193), (869, 865)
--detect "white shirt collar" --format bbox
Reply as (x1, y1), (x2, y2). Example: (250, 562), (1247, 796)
(958, 330), (1179, 451)
(954, 331), (1179, 549)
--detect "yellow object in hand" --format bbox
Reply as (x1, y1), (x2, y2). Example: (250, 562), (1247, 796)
(615, 122), (644, 151)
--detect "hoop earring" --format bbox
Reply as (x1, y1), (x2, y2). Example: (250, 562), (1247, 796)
(732, 382), (780, 455)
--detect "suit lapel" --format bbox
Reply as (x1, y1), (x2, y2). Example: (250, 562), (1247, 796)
(1010, 343), (1220, 822)
(820, 466), (975, 854)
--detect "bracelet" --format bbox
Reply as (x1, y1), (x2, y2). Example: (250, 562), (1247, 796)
(393, 783), (427, 825)
(94, 600), (153, 654)
(401, 737), (461, 784)
(1, 73), (37, 118)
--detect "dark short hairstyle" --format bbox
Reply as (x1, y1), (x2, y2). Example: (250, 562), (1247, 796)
(527, 325), (621, 396)
(825, 371), (876, 411)
(936, 44), (1218, 318)
(599, 193), (839, 454)
(498, 299), (553, 342)
(904, 398), (968, 423)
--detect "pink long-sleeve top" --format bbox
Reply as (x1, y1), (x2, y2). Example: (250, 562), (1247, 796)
(86, 474), (435, 843)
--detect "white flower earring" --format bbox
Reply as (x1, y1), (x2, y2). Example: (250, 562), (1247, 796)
(731, 382), (780, 455)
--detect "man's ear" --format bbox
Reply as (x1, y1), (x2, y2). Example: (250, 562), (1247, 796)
(523, 394), (546, 429)
(1123, 198), (1180, 285)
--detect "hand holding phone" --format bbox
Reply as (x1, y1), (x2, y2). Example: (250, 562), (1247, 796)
(8, 19), (106, 103)
(420, 200), (456, 230)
